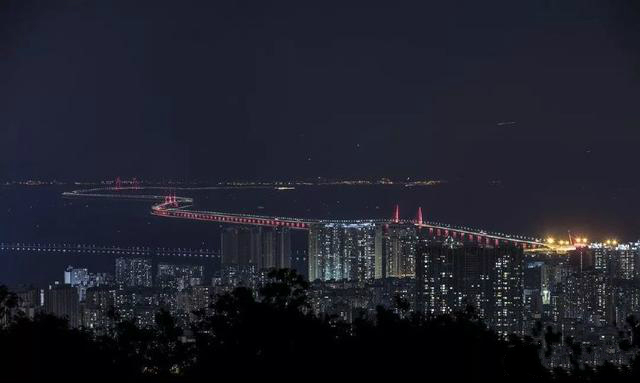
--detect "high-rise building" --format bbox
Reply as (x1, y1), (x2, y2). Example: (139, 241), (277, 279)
(221, 226), (291, 270)
(383, 224), (418, 278)
(44, 284), (80, 327)
(592, 243), (612, 272)
(556, 242), (640, 328)
(416, 239), (524, 337)
(375, 225), (385, 279)
(64, 266), (88, 286)
(82, 286), (118, 333)
(157, 263), (204, 291)
(191, 285), (215, 313)
(523, 261), (547, 328)
(561, 268), (614, 327)
(292, 249), (309, 280)
(221, 225), (292, 286)
(493, 246), (524, 336)
(612, 243), (639, 281)
(567, 247), (594, 273)
(221, 226), (260, 267)
(262, 227), (292, 270)
(308, 222), (377, 282)
(64, 266), (114, 302)
(416, 238), (492, 317)
(221, 226), (241, 266)
(115, 258), (153, 288)
(64, 266), (90, 301)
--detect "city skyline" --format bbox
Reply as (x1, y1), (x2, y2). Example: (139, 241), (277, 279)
(2, 1), (640, 381)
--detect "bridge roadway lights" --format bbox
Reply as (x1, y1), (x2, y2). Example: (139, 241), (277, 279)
(152, 208), (310, 230)
(421, 225), (545, 249)
(69, 187), (540, 245)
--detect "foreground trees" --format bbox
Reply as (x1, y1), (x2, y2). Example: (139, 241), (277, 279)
(1, 270), (639, 382)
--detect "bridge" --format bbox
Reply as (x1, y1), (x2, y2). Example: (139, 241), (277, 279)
(0, 242), (219, 259)
(63, 182), (555, 250)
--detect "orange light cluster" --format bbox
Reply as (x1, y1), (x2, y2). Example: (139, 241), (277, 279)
(574, 237), (588, 247)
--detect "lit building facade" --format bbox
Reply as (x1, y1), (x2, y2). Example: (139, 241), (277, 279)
(308, 222), (377, 281)
(115, 257), (153, 288)
(157, 263), (204, 291)
(383, 224), (418, 278)
(416, 239), (524, 337)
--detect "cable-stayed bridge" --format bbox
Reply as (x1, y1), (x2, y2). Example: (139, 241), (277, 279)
(62, 183), (554, 250)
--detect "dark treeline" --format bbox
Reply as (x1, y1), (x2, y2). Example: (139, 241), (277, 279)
(1, 270), (640, 383)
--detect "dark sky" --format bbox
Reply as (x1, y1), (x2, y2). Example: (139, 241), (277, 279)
(1, 0), (639, 181)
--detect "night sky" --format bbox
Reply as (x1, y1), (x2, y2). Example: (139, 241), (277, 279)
(1, 1), (639, 182)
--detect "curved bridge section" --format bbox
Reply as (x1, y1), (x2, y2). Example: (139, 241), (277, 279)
(151, 200), (312, 229)
(63, 186), (551, 249)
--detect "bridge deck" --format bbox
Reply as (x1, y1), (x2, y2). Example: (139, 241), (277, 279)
(63, 187), (550, 249)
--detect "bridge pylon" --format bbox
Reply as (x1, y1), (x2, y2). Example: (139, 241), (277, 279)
(164, 191), (178, 207)
(393, 205), (400, 223)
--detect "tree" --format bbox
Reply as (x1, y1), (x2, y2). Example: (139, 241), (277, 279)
(259, 268), (309, 311)
(0, 313), (117, 382)
(0, 285), (18, 326)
